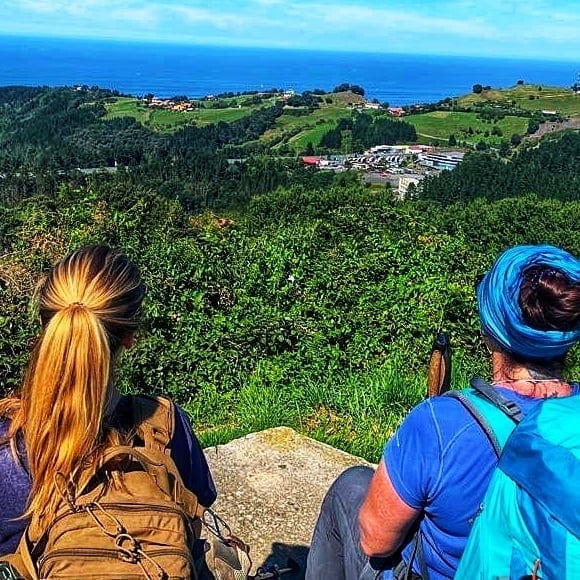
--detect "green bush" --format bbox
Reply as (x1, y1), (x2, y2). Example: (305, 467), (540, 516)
(1, 182), (578, 462)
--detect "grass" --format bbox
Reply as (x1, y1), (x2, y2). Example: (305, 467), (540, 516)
(186, 352), (475, 462)
(513, 94), (580, 116)
(104, 96), (277, 133)
(287, 119), (343, 151)
(171, 332), (576, 461)
(105, 94), (355, 150)
(458, 84), (580, 117)
(407, 111), (529, 145)
(259, 92), (365, 152)
(105, 86), (578, 145)
(264, 101), (354, 152)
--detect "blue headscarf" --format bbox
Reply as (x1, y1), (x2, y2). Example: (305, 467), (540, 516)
(477, 244), (580, 360)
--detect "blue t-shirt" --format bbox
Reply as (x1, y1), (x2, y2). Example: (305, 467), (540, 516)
(382, 384), (580, 580)
(0, 397), (216, 556)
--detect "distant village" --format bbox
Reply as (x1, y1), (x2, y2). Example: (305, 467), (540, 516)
(301, 145), (465, 198)
(146, 98), (196, 112)
(142, 89), (465, 198)
(142, 90), (407, 117)
(143, 89), (296, 111)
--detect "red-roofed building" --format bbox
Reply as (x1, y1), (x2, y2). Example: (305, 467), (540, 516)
(301, 156), (324, 166)
(387, 107), (405, 117)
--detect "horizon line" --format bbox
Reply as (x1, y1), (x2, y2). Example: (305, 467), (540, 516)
(0, 32), (578, 65)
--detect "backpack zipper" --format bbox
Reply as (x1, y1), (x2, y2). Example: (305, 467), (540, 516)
(39, 547), (193, 569)
(47, 502), (193, 530)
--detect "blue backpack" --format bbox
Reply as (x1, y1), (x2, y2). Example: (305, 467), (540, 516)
(454, 383), (580, 580)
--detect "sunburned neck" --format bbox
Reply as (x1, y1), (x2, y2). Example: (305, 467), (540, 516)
(491, 378), (571, 398)
(491, 350), (569, 398)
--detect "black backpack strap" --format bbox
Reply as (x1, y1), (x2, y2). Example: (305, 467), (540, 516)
(469, 377), (524, 423)
(413, 530), (428, 580)
(400, 529), (428, 580)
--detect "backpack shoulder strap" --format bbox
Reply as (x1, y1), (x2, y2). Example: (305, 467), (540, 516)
(469, 376), (525, 423)
(124, 396), (206, 519)
(406, 379), (523, 579)
(128, 394), (175, 455)
(444, 377), (522, 457)
(3, 531), (37, 580)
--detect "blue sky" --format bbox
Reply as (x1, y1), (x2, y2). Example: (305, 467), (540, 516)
(2, 0), (579, 60)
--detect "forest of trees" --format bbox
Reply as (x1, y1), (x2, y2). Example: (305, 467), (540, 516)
(319, 114), (417, 151)
(418, 132), (580, 203)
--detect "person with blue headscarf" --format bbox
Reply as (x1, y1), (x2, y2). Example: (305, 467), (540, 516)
(306, 244), (580, 580)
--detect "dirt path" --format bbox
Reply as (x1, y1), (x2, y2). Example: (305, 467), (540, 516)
(416, 132), (446, 141)
(527, 118), (580, 140)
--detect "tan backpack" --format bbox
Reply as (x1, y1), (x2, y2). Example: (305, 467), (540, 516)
(6, 395), (207, 579)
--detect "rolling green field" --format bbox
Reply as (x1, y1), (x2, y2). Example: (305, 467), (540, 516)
(265, 106), (354, 151)
(407, 111), (529, 145)
(105, 96), (277, 132)
(288, 121), (338, 151)
(261, 92), (364, 151)
(105, 85), (578, 146)
(458, 84), (580, 116)
(106, 92), (362, 148)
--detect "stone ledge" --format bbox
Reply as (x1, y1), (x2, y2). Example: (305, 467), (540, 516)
(203, 427), (374, 578)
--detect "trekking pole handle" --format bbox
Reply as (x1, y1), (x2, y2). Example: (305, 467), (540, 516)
(427, 331), (452, 398)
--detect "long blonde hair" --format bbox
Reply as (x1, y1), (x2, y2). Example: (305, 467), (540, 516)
(0, 245), (145, 528)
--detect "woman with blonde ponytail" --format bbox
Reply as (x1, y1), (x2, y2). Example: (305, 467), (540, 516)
(0, 245), (216, 554)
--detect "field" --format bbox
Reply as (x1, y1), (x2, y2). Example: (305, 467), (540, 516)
(105, 96), (277, 132)
(258, 92), (363, 151)
(104, 85), (578, 147)
(263, 105), (354, 151)
(106, 92), (363, 147)
(407, 111), (529, 145)
(458, 84), (580, 117)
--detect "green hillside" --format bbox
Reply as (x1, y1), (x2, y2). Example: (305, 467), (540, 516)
(264, 91), (364, 149)
(105, 95), (279, 132)
(1, 86), (579, 460)
(106, 90), (364, 150)
(103, 84), (579, 153)
(457, 84), (579, 116)
(408, 111), (528, 145)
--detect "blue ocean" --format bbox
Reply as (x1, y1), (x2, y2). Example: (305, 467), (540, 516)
(0, 35), (577, 106)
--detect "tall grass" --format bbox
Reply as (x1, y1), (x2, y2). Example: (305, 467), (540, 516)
(188, 350), (479, 463)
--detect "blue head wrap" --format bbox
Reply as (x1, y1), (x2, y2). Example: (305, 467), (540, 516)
(477, 244), (580, 360)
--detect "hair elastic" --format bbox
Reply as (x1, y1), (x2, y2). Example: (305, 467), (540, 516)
(530, 267), (559, 292)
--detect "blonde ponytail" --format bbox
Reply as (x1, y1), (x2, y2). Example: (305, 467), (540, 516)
(2, 245), (145, 529)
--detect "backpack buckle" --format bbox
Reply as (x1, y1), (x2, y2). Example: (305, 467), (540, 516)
(115, 533), (141, 564)
(499, 399), (524, 423)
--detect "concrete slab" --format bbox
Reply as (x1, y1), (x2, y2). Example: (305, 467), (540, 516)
(203, 427), (374, 579)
